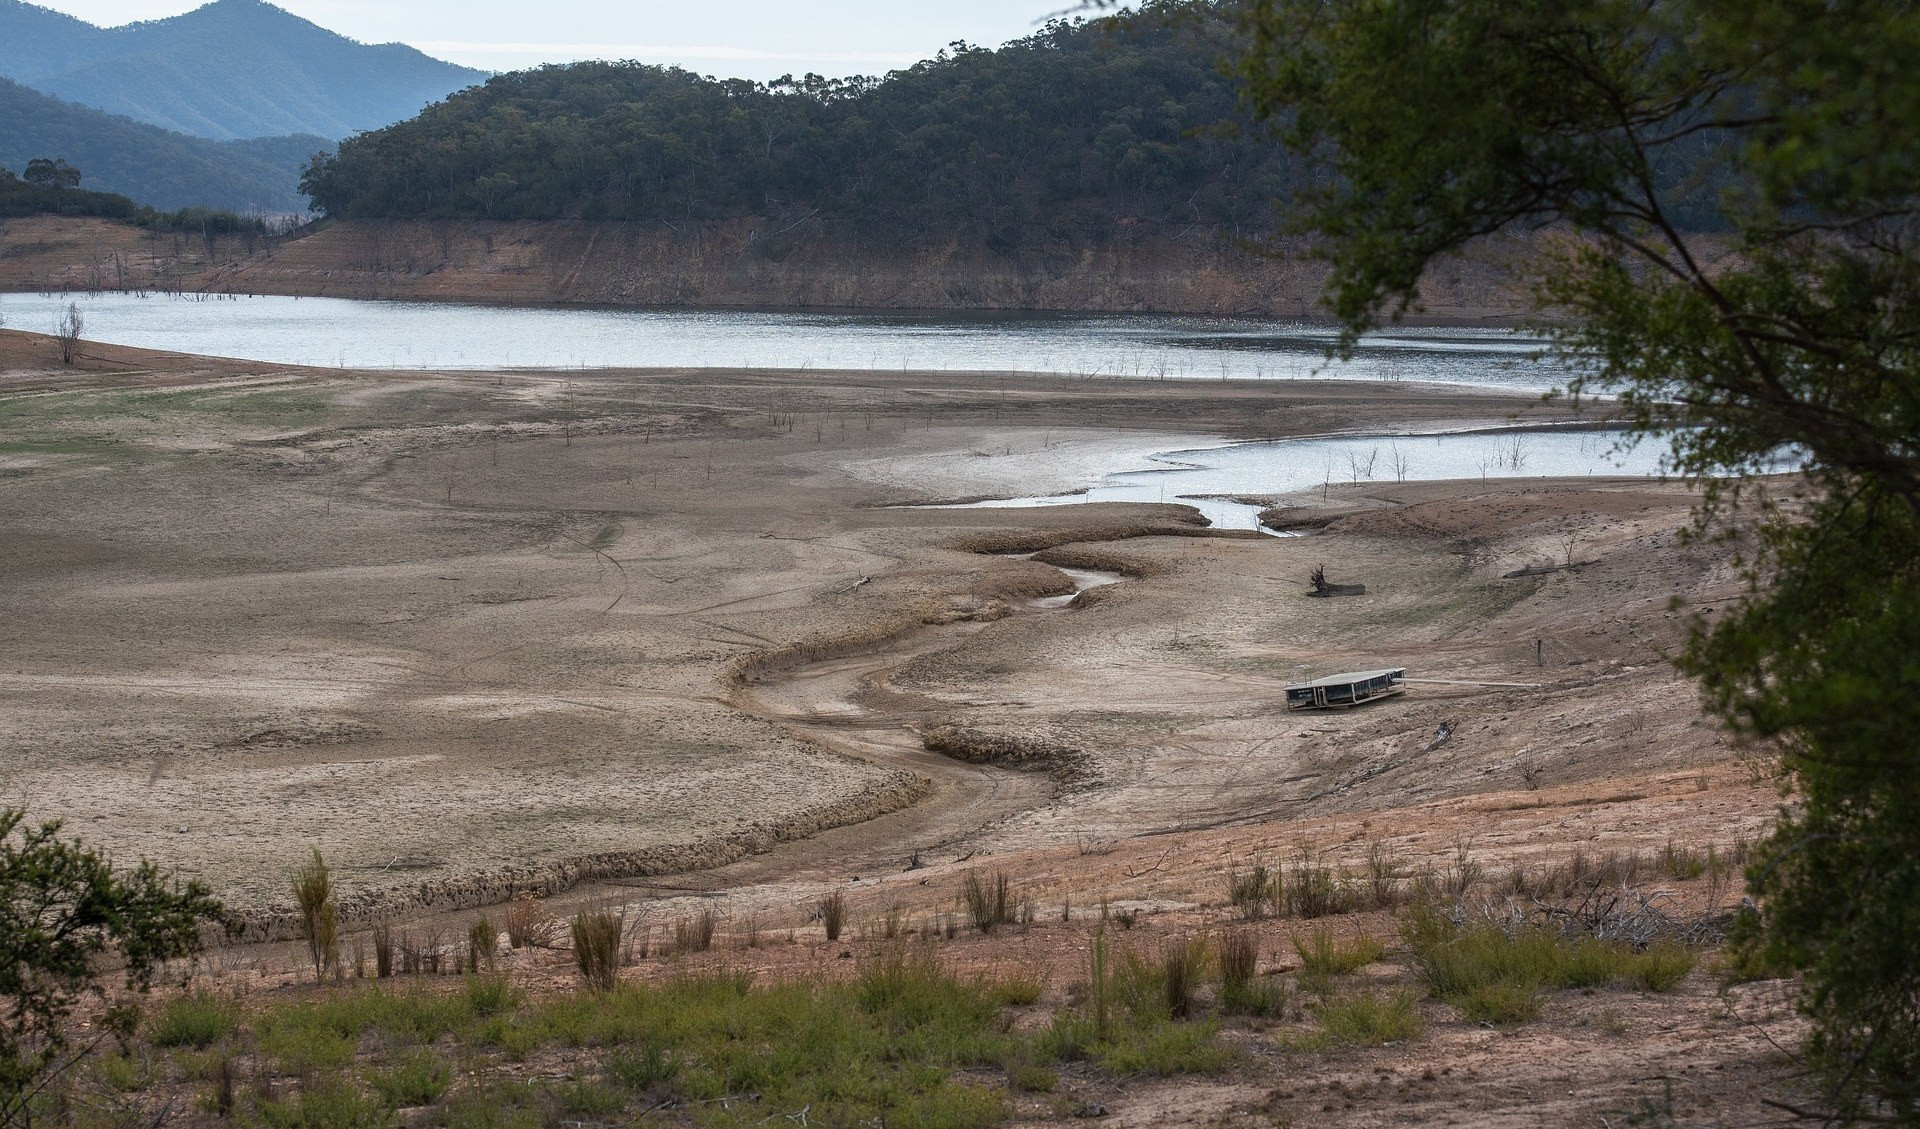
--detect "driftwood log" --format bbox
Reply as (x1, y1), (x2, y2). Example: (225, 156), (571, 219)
(1307, 564), (1366, 598)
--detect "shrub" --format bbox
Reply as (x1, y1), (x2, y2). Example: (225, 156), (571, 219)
(673, 910), (714, 953)
(1402, 905), (1698, 1025)
(606, 1044), (678, 1092)
(258, 1078), (388, 1129)
(1365, 840), (1403, 909)
(572, 907), (623, 993)
(961, 870), (1013, 934)
(291, 849), (339, 981)
(504, 897), (558, 949)
(468, 917), (496, 973)
(1312, 989), (1424, 1046)
(1292, 927), (1385, 976)
(818, 891), (846, 941)
(1218, 929), (1281, 1017)
(1284, 850), (1356, 918)
(1227, 861), (1277, 921)
(371, 923), (394, 979)
(1217, 929), (1257, 997)
(1628, 942), (1696, 992)
(1453, 980), (1540, 1025)
(1095, 1020), (1230, 1076)
(466, 974), (520, 1017)
(369, 1049), (451, 1107)
(150, 990), (236, 1048)
(1160, 937), (1208, 1020)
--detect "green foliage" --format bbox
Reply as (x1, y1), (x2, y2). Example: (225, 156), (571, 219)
(368, 1050), (451, 1108)
(58, 951), (1232, 1129)
(569, 907), (621, 993)
(1309, 989), (1425, 1048)
(1235, 1), (1920, 1117)
(1091, 1019), (1229, 1077)
(258, 1078), (392, 1129)
(302, 7), (1299, 240)
(292, 850), (339, 981)
(149, 991), (236, 1049)
(1400, 906), (1694, 1026)
(463, 975), (519, 1019)
(0, 808), (227, 1126)
(604, 1044), (678, 1092)
(1292, 927), (1385, 976)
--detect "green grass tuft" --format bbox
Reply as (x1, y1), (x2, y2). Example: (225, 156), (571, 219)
(1312, 989), (1425, 1047)
(150, 990), (237, 1049)
(1402, 903), (1698, 1025)
(1292, 926), (1386, 976)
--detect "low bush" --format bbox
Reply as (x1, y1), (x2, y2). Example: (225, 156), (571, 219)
(962, 870), (1014, 934)
(818, 891), (847, 941)
(1311, 989), (1424, 1047)
(1293, 927), (1386, 976)
(368, 1049), (451, 1107)
(572, 907), (622, 993)
(150, 990), (236, 1049)
(257, 1078), (387, 1129)
(1402, 904), (1698, 1025)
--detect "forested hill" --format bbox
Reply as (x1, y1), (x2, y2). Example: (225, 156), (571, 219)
(0, 0), (487, 141)
(0, 77), (324, 212)
(301, 10), (1298, 242)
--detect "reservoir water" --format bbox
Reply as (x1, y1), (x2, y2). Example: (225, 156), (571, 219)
(0, 292), (1563, 391)
(933, 428), (1680, 533)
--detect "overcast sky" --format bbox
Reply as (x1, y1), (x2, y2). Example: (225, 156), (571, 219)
(32, 1), (1089, 80)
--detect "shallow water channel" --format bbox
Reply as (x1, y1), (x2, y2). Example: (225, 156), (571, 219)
(0, 292), (1564, 391)
(938, 427), (1679, 532)
(1029, 565), (1126, 609)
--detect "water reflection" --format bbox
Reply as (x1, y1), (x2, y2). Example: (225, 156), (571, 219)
(0, 292), (1563, 390)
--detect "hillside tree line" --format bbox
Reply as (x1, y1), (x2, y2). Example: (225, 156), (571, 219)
(300, 8), (1300, 245)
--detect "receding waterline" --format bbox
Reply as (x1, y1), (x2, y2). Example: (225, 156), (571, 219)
(923, 427), (1682, 534)
(0, 291), (1565, 391)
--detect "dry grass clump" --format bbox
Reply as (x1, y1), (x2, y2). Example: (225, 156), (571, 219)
(467, 917), (496, 973)
(505, 895), (561, 949)
(1160, 937), (1209, 1020)
(1228, 849), (1366, 921)
(962, 870), (1016, 934)
(572, 906), (623, 993)
(1216, 929), (1284, 1016)
(674, 909), (716, 954)
(818, 891), (847, 942)
(291, 849), (339, 981)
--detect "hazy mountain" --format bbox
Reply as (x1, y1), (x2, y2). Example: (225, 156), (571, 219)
(0, 77), (326, 211)
(0, 0), (487, 141)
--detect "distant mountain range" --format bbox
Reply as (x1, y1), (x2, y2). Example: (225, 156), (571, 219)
(0, 76), (325, 211)
(0, 0), (487, 142)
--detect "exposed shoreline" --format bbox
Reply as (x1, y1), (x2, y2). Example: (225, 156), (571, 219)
(0, 214), (1538, 320)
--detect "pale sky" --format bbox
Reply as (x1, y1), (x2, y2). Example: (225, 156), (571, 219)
(29, 1), (1091, 80)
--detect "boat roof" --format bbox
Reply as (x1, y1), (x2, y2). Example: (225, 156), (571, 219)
(1287, 668), (1406, 689)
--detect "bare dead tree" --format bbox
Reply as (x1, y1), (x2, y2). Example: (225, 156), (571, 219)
(55, 302), (83, 364)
